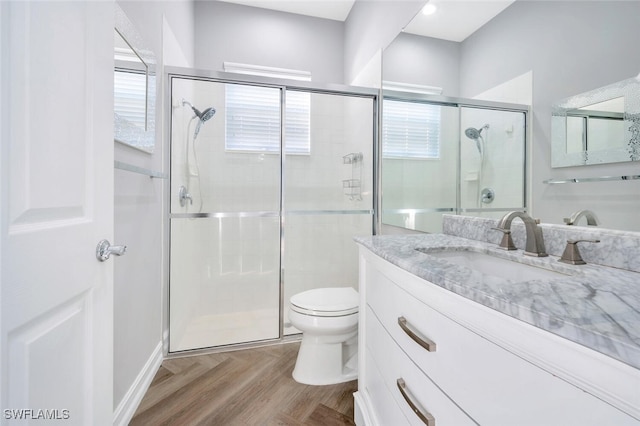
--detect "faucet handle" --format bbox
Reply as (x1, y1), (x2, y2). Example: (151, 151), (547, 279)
(491, 227), (517, 251)
(559, 239), (600, 265)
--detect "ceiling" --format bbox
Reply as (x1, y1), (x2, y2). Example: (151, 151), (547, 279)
(218, 0), (515, 42)
(404, 0), (515, 42)
(218, 0), (356, 21)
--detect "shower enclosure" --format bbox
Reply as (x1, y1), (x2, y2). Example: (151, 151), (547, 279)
(381, 93), (528, 233)
(168, 70), (376, 352)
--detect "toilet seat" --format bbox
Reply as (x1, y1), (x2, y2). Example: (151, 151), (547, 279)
(290, 287), (359, 317)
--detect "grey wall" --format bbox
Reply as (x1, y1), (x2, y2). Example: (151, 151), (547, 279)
(460, 1), (640, 230)
(193, 1), (344, 84)
(383, 32), (460, 95)
(344, 0), (425, 84)
(114, 0), (195, 416)
(192, 1), (424, 86)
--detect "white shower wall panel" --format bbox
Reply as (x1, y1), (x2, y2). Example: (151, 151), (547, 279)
(460, 108), (525, 213)
(286, 94), (373, 211)
(283, 214), (371, 334)
(169, 217), (280, 351)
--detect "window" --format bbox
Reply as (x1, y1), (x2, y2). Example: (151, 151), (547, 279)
(114, 69), (147, 130)
(382, 99), (441, 159)
(225, 85), (310, 154)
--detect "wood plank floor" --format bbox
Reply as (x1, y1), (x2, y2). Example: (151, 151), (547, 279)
(130, 342), (357, 426)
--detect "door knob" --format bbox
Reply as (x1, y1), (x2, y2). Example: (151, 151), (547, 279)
(96, 239), (127, 262)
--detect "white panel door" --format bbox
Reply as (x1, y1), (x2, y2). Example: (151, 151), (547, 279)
(1, 2), (114, 425)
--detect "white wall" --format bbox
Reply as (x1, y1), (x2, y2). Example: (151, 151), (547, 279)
(459, 1), (640, 231)
(120, 0), (195, 67)
(113, 0), (194, 421)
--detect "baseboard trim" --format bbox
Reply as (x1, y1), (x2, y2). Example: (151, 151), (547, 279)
(113, 341), (163, 426)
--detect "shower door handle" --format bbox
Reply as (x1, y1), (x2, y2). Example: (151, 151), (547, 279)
(96, 239), (127, 262)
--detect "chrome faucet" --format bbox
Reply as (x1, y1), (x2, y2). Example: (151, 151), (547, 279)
(493, 211), (548, 257)
(563, 209), (599, 226)
(559, 239), (600, 265)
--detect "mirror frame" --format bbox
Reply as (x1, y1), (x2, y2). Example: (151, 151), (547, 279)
(114, 4), (156, 153)
(551, 76), (640, 168)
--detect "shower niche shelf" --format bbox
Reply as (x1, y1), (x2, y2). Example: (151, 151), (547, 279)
(343, 152), (363, 201)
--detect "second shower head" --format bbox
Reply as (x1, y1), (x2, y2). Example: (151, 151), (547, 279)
(464, 124), (489, 140)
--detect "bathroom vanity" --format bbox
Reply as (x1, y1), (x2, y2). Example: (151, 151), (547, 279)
(354, 215), (640, 425)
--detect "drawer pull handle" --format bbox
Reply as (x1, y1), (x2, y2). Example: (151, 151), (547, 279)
(398, 316), (436, 352)
(397, 378), (436, 426)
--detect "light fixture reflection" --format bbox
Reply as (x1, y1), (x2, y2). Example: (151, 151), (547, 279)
(422, 3), (438, 16)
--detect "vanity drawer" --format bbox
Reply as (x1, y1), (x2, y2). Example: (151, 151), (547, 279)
(362, 348), (411, 425)
(365, 263), (639, 426)
(365, 305), (477, 426)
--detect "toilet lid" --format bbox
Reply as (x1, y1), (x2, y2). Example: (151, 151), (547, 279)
(290, 287), (359, 316)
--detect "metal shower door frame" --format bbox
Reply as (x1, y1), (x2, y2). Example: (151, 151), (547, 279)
(379, 90), (531, 228)
(163, 67), (379, 356)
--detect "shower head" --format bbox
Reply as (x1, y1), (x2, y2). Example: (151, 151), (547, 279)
(183, 100), (216, 140)
(464, 124), (490, 140)
(465, 127), (481, 140)
(465, 124), (489, 155)
(182, 100), (216, 122)
(199, 107), (216, 122)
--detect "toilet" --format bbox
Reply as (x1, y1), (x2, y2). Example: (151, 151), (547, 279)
(289, 287), (359, 385)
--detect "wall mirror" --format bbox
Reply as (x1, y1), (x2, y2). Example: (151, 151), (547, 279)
(114, 4), (156, 153)
(379, 9), (528, 234)
(551, 76), (640, 167)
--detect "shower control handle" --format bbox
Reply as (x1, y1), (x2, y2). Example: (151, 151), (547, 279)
(178, 186), (193, 207)
(96, 239), (127, 262)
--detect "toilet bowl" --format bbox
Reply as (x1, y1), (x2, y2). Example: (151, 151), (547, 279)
(289, 287), (359, 385)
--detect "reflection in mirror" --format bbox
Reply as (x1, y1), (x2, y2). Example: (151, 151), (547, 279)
(114, 29), (147, 131)
(380, 92), (527, 234)
(381, 97), (459, 233)
(114, 4), (156, 153)
(552, 77), (640, 167)
(565, 97), (625, 154)
(380, 3), (530, 234)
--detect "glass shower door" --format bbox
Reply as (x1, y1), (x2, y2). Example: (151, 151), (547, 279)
(283, 91), (375, 335)
(169, 77), (281, 351)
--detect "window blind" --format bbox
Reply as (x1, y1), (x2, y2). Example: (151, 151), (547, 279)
(114, 69), (147, 130)
(225, 84), (310, 154)
(382, 99), (441, 159)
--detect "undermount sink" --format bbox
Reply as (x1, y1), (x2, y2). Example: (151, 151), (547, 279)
(419, 248), (569, 281)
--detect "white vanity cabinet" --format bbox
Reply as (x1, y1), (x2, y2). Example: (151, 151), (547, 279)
(354, 247), (640, 426)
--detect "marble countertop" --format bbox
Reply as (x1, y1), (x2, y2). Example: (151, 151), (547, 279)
(355, 233), (640, 370)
